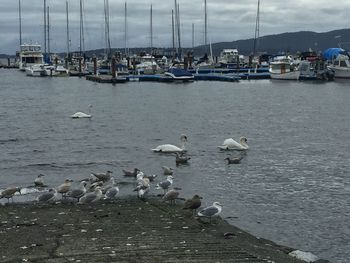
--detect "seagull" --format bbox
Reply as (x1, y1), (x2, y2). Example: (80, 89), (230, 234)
(104, 178), (119, 200)
(79, 187), (103, 204)
(66, 181), (87, 202)
(143, 174), (158, 182)
(37, 188), (57, 203)
(175, 153), (191, 165)
(225, 155), (244, 164)
(34, 174), (45, 187)
(91, 170), (112, 182)
(122, 168), (140, 177)
(183, 194), (202, 214)
(161, 166), (174, 175)
(156, 176), (174, 194)
(134, 177), (150, 199)
(162, 189), (180, 205)
(56, 179), (73, 198)
(198, 202), (223, 223)
(0, 187), (21, 203)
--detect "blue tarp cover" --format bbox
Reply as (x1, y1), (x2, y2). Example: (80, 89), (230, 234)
(322, 48), (346, 60)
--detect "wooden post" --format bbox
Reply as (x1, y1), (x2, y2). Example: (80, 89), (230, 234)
(55, 56), (58, 66)
(111, 56), (116, 78)
(7, 58), (10, 67)
(184, 56), (188, 70)
(78, 57), (82, 73)
(93, 55), (97, 75)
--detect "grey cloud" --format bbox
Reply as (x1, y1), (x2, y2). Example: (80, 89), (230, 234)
(1, 0), (350, 54)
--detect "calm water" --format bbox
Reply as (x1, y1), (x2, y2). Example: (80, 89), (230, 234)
(1, 69), (349, 262)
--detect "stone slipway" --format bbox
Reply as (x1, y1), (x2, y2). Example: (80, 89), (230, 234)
(0, 197), (306, 263)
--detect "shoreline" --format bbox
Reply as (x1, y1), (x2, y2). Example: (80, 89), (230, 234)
(0, 196), (321, 263)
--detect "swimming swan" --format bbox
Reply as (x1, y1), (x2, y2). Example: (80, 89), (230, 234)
(152, 134), (188, 153)
(71, 105), (92, 118)
(218, 136), (249, 150)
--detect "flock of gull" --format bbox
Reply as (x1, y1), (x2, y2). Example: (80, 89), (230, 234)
(0, 134), (249, 222)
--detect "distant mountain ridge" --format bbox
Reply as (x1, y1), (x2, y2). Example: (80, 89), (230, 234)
(1, 28), (349, 58)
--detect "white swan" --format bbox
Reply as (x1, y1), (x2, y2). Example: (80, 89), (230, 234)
(71, 105), (92, 118)
(151, 134), (187, 153)
(218, 136), (249, 150)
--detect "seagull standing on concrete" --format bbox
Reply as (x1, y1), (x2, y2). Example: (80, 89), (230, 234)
(0, 187), (21, 203)
(104, 178), (119, 200)
(156, 176), (174, 194)
(37, 188), (58, 203)
(198, 202), (223, 223)
(162, 189), (180, 205)
(183, 195), (202, 214)
(56, 179), (73, 198)
(79, 187), (103, 204)
(66, 181), (87, 202)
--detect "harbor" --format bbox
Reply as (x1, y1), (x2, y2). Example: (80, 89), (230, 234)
(1, 0), (350, 262)
(0, 69), (348, 262)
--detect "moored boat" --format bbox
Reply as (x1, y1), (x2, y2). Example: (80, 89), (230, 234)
(269, 58), (300, 80)
(18, 43), (44, 71)
(165, 67), (194, 81)
(323, 48), (350, 79)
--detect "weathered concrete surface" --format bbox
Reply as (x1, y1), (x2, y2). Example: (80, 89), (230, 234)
(0, 197), (305, 263)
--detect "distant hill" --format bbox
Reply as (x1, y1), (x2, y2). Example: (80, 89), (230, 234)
(82, 28), (350, 58)
(2, 28), (350, 58)
(194, 29), (350, 56)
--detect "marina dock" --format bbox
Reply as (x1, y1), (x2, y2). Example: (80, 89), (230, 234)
(0, 197), (306, 263)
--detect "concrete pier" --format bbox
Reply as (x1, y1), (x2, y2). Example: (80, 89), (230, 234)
(0, 197), (305, 263)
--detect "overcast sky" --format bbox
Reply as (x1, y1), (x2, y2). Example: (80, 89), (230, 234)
(0, 0), (349, 54)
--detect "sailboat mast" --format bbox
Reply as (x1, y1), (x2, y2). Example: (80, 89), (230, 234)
(104, 0), (111, 58)
(124, 2), (128, 56)
(253, 0), (260, 57)
(66, 1), (70, 57)
(204, 0), (207, 48)
(150, 4), (153, 55)
(176, 2), (181, 58)
(192, 23), (194, 49)
(79, 0), (82, 56)
(171, 9), (175, 56)
(19, 0), (22, 46)
(44, 0), (47, 55)
(47, 6), (50, 55)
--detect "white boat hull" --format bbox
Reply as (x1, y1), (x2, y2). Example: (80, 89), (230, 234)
(328, 66), (350, 79)
(270, 71), (300, 80)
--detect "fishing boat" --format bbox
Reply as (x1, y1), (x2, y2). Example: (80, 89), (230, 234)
(298, 51), (334, 81)
(328, 54), (350, 79)
(269, 56), (300, 80)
